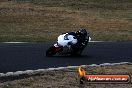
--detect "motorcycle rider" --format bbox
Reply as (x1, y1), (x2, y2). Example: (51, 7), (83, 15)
(56, 28), (91, 54)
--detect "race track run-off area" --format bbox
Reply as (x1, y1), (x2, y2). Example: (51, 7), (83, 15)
(0, 42), (132, 73)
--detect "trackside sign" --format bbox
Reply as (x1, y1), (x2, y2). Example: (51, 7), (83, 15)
(78, 66), (131, 84)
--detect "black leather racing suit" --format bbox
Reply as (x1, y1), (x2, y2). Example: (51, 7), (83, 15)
(67, 32), (89, 54)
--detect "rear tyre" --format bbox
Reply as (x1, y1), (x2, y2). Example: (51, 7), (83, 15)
(70, 45), (83, 56)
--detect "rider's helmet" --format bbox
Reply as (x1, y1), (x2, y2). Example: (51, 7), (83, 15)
(76, 28), (87, 37)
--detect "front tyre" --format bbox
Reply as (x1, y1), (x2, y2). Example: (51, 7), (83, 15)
(46, 46), (56, 57)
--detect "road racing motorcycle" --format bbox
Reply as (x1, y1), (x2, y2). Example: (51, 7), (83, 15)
(46, 29), (91, 57)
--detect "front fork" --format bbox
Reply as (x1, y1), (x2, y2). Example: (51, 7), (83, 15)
(54, 43), (63, 52)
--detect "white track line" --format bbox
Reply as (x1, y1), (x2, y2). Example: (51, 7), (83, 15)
(89, 41), (104, 42)
(2, 41), (104, 44)
(3, 42), (28, 43)
(0, 62), (131, 77)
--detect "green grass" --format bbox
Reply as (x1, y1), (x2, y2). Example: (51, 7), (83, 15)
(0, 0), (132, 42)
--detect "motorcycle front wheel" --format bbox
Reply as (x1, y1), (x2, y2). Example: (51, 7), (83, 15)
(46, 46), (56, 57)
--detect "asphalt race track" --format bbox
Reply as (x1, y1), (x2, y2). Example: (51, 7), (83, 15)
(0, 42), (132, 73)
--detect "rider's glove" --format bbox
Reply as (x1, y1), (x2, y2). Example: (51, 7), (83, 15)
(68, 42), (72, 45)
(82, 43), (85, 46)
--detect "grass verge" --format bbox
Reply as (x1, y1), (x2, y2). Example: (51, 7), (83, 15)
(0, 0), (132, 42)
(0, 64), (132, 88)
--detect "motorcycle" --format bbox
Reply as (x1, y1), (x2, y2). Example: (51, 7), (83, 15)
(46, 29), (91, 57)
